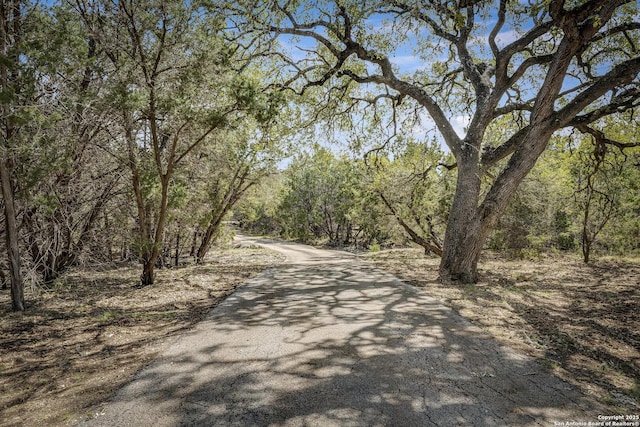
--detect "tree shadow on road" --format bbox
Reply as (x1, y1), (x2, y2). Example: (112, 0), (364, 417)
(86, 261), (604, 426)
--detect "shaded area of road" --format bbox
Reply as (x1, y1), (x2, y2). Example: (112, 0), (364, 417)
(78, 237), (602, 426)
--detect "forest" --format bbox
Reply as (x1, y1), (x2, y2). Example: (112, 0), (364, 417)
(0, 0), (639, 312)
(238, 136), (640, 260)
(1, 0), (639, 424)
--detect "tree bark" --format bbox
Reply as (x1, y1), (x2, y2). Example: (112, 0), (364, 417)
(140, 259), (155, 287)
(195, 207), (228, 264)
(190, 230), (198, 257)
(0, 156), (24, 311)
(255, 0), (640, 284)
(0, 0), (24, 310)
(439, 19), (588, 283)
(0, 266), (7, 290)
(174, 228), (180, 267)
(195, 167), (255, 263)
(439, 147), (484, 283)
(581, 186), (593, 264)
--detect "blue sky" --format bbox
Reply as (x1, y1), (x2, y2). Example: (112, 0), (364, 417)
(266, 1), (640, 165)
(272, 2), (528, 149)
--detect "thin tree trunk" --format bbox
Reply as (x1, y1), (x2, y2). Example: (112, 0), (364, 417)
(174, 228), (180, 267)
(190, 230), (198, 258)
(195, 208), (227, 264)
(581, 188), (592, 264)
(124, 116), (154, 283)
(582, 235), (591, 264)
(379, 192), (443, 256)
(0, 267), (7, 290)
(121, 240), (128, 261)
(0, 157), (24, 311)
(141, 260), (155, 287)
(195, 171), (255, 264)
(140, 171), (172, 285)
(105, 211), (113, 262)
(0, 0), (23, 310)
(124, 114), (165, 287)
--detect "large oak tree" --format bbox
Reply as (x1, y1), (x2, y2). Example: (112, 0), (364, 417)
(230, 0), (640, 282)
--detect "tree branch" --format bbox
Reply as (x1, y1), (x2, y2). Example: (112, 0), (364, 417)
(576, 125), (640, 152)
(378, 191), (443, 256)
(554, 57), (640, 128)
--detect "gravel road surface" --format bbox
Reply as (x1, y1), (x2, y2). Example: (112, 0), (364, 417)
(78, 236), (603, 426)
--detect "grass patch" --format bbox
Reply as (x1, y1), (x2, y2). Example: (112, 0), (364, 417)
(627, 381), (640, 399)
(93, 309), (122, 323)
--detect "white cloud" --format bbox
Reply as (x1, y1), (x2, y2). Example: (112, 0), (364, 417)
(405, 112), (470, 147)
(451, 115), (471, 138)
(495, 30), (520, 48)
(474, 29), (521, 48)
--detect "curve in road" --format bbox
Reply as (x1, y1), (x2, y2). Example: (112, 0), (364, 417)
(78, 236), (603, 426)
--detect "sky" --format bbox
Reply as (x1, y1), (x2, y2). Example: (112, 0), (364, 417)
(272, 1), (527, 155)
(264, 0), (639, 167)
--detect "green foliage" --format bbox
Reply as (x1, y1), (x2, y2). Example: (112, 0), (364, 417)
(241, 121), (640, 260)
(235, 174), (287, 235)
(489, 124), (640, 259)
(567, 124), (640, 260)
(239, 145), (389, 248)
(627, 380), (640, 399)
(369, 139), (455, 252)
(130, 237), (159, 260)
(240, 141), (455, 251)
(3, 0), (640, 298)
(94, 309), (122, 323)
(168, 180), (189, 210)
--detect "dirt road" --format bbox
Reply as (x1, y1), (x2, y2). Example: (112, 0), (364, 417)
(78, 237), (604, 426)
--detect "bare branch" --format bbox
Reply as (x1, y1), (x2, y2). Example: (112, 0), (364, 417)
(489, 0), (507, 57)
(555, 57), (640, 128)
(492, 101), (534, 118)
(576, 125), (640, 152)
(504, 54), (555, 89)
(378, 191), (443, 256)
(388, 1), (458, 44)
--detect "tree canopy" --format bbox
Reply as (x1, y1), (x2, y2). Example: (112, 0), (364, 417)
(1, 0), (640, 311)
(227, 0), (640, 281)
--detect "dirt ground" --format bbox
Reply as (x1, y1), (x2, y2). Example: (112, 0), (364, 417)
(364, 248), (640, 412)
(1, 245), (638, 426)
(0, 247), (285, 427)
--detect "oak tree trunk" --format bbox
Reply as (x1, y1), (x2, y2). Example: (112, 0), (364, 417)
(440, 123), (556, 283)
(439, 147), (484, 283)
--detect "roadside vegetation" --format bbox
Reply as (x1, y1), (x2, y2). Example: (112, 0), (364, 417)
(237, 137), (640, 264)
(1, 0), (639, 424)
(0, 246), (285, 426)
